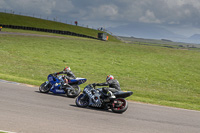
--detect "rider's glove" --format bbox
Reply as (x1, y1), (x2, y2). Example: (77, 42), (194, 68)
(92, 83), (96, 87)
(52, 73), (56, 76)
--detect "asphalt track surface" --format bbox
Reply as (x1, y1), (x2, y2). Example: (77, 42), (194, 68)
(0, 80), (200, 133)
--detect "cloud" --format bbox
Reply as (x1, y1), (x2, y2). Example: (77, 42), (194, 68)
(1, 0), (200, 24)
(139, 10), (161, 23)
(1, 0), (200, 36)
(86, 4), (118, 20)
(0, 0), (73, 15)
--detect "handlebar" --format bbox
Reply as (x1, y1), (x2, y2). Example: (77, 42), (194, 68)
(88, 84), (96, 89)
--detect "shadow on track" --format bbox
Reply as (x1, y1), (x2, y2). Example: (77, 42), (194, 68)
(35, 91), (122, 114)
(34, 90), (72, 98)
(69, 104), (123, 114)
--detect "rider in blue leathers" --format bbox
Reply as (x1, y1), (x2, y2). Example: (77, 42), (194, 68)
(53, 66), (76, 91)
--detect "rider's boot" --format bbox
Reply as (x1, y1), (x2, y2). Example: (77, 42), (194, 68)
(104, 91), (116, 102)
(107, 91), (116, 98)
(62, 83), (74, 92)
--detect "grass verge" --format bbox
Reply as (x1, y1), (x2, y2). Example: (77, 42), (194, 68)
(0, 31), (200, 111)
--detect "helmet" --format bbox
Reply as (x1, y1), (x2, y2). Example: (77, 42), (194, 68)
(64, 66), (71, 71)
(106, 75), (114, 81)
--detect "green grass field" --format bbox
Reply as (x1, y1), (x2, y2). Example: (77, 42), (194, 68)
(0, 29), (200, 111)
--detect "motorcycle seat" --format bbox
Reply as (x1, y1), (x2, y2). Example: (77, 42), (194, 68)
(114, 91), (133, 98)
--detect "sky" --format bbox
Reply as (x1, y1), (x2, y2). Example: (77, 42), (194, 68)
(1, 0), (200, 40)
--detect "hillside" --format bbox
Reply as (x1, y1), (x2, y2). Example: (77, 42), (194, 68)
(0, 12), (119, 42)
(119, 36), (200, 51)
(189, 34), (200, 40)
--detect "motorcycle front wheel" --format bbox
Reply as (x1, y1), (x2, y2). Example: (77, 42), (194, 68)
(75, 94), (89, 107)
(39, 82), (51, 93)
(111, 98), (128, 113)
(66, 85), (81, 98)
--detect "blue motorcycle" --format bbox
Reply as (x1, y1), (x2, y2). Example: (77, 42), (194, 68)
(39, 74), (87, 98)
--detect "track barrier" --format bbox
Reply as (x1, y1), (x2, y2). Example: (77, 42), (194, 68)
(0, 24), (99, 40)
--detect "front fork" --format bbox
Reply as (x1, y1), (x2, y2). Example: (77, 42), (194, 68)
(64, 85), (75, 92)
(45, 81), (49, 87)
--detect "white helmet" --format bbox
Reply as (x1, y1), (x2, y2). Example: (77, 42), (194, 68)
(106, 75), (114, 81)
(64, 66), (71, 71)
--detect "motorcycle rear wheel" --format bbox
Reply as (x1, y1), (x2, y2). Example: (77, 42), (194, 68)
(66, 85), (81, 98)
(75, 94), (89, 107)
(39, 82), (51, 93)
(111, 98), (128, 113)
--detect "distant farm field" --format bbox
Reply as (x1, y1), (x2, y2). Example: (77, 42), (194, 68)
(0, 29), (200, 111)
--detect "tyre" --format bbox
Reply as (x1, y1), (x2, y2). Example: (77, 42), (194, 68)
(39, 82), (51, 93)
(66, 85), (81, 98)
(111, 98), (128, 113)
(75, 94), (89, 107)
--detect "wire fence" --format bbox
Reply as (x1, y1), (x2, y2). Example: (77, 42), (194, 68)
(0, 9), (100, 30)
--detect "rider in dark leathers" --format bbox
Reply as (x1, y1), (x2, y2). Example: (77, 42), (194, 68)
(93, 75), (121, 98)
